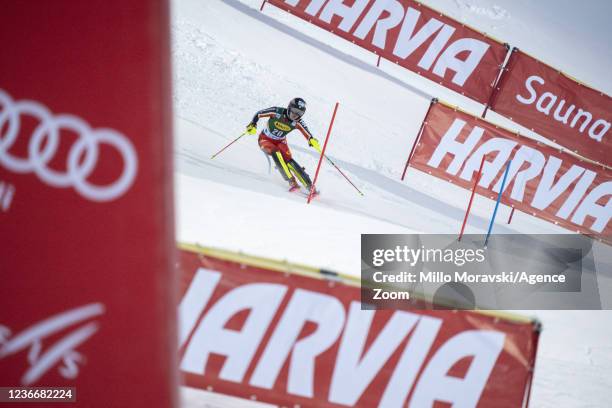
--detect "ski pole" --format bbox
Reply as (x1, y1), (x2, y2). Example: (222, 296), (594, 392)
(210, 132), (246, 159)
(322, 153), (364, 196)
(311, 140), (363, 197)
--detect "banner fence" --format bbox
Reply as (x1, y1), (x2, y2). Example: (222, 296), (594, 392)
(266, 0), (508, 104)
(406, 100), (612, 244)
(489, 48), (612, 167)
(264, 1), (610, 169)
(178, 243), (539, 408)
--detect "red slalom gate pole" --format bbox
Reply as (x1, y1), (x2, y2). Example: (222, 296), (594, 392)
(259, 0), (267, 11)
(401, 98), (437, 181)
(376, 54), (381, 67)
(458, 155), (486, 241)
(308, 102), (339, 204)
(507, 207), (516, 224)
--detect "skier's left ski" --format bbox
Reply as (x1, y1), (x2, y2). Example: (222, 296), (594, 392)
(287, 185), (320, 199)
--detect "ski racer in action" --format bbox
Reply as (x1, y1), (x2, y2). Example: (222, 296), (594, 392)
(246, 97), (321, 193)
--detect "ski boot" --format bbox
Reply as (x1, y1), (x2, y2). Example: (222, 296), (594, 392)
(287, 159), (318, 194)
(288, 178), (300, 192)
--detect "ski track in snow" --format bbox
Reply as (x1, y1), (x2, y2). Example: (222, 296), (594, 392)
(173, 1), (612, 407)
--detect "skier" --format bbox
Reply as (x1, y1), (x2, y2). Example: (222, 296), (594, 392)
(246, 97), (321, 193)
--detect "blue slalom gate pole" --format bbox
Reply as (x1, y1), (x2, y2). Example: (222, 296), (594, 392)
(485, 160), (512, 247)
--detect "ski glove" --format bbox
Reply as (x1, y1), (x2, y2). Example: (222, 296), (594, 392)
(309, 137), (321, 152)
(246, 123), (257, 135)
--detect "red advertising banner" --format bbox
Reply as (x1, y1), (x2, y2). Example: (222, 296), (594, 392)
(409, 102), (612, 244)
(179, 245), (538, 408)
(490, 49), (612, 166)
(0, 2), (177, 407)
(266, 0), (508, 104)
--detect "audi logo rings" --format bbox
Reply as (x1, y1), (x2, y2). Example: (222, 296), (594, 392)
(0, 89), (138, 202)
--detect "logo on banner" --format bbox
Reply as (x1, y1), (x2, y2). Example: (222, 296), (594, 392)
(415, 106), (612, 240)
(0, 303), (105, 385)
(0, 89), (138, 202)
(516, 75), (610, 142)
(489, 50), (612, 166)
(179, 267), (506, 407)
(273, 0), (496, 92)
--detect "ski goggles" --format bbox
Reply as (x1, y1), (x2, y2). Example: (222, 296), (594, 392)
(288, 107), (305, 120)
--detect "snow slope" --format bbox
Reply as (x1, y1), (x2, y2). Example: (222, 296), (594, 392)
(172, 1), (612, 406)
